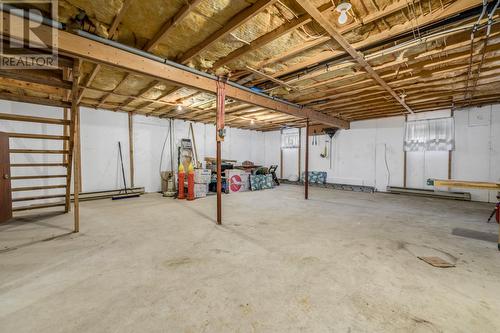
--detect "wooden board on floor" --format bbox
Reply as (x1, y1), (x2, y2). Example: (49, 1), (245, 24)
(418, 256), (455, 268)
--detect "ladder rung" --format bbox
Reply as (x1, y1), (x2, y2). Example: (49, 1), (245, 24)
(11, 174), (67, 180)
(10, 149), (69, 154)
(7, 133), (70, 140)
(13, 201), (66, 212)
(12, 184), (67, 192)
(10, 163), (68, 167)
(12, 194), (66, 202)
(0, 113), (70, 125)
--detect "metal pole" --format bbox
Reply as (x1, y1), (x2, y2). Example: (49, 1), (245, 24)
(216, 79), (226, 225)
(305, 119), (309, 200)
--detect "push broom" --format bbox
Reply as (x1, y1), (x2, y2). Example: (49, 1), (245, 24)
(112, 141), (141, 200)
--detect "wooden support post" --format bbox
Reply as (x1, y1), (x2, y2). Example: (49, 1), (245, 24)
(69, 59), (80, 232)
(403, 115), (407, 188)
(216, 79), (226, 225)
(448, 109), (454, 180)
(298, 127), (301, 181)
(73, 105), (81, 232)
(128, 112), (135, 188)
(280, 128), (283, 179)
(305, 119), (309, 200)
(77, 108), (82, 191)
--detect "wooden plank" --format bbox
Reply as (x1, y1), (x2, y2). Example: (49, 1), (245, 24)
(0, 113), (69, 125)
(144, 0), (202, 52)
(4, 13), (347, 128)
(433, 179), (500, 190)
(10, 174), (67, 180)
(12, 194), (66, 202)
(13, 201), (66, 212)
(294, 0), (414, 115)
(12, 184), (66, 192)
(178, 0), (278, 64)
(0, 91), (71, 108)
(9, 149), (69, 154)
(6, 133), (69, 140)
(0, 69), (72, 89)
(10, 163), (68, 167)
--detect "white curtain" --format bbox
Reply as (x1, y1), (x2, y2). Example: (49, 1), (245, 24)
(404, 117), (454, 152)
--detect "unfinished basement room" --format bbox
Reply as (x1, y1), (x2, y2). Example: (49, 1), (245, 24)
(1, 0), (500, 331)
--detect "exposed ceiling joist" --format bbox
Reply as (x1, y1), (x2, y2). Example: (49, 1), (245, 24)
(212, 2), (333, 70)
(78, 1), (133, 103)
(108, 0), (133, 38)
(2, 13), (347, 128)
(294, 0), (415, 114)
(177, 0), (279, 64)
(144, 0), (202, 52)
(262, 0), (485, 84)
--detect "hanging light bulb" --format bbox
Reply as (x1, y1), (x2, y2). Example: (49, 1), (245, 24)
(176, 104), (183, 112)
(250, 119), (255, 125)
(336, 0), (351, 25)
(338, 11), (348, 25)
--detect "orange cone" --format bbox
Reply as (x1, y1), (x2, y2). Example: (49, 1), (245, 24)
(187, 163), (195, 201)
(178, 163), (185, 199)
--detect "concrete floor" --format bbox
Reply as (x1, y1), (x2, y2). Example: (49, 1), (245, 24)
(1, 185), (499, 332)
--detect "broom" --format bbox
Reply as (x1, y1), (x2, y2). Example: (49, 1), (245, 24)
(112, 141), (141, 200)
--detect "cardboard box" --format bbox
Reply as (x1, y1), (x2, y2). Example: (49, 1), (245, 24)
(226, 169), (250, 193)
(194, 169), (211, 184)
(194, 183), (208, 198)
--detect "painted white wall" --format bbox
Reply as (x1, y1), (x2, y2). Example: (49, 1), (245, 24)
(2, 99), (498, 203)
(1, 101), (266, 197)
(274, 105), (500, 202)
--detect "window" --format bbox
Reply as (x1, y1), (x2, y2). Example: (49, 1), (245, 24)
(404, 117), (454, 152)
(281, 128), (300, 149)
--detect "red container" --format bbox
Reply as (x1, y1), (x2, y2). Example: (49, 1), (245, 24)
(178, 164), (185, 200)
(187, 164), (195, 201)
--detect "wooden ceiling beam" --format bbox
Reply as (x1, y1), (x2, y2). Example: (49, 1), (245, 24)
(260, 0), (484, 84)
(118, 79), (160, 109)
(244, 0), (426, 78)
(212, 2), (333, 70)
(0, 76), (67, 96)
(177, 0), (279, 64)
(97, 72), (131, 108)
(294, 0), (421, 114)
(0, 91), (70, 108)
(0, 69), (72, 90)
(108, 0), (133, 38)
(79, 1), (133, 104)
(144, 0), (202, 52)
(3, 14), (348, 128)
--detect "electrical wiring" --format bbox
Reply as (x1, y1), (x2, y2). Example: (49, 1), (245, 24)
(159, 118), (172, 182)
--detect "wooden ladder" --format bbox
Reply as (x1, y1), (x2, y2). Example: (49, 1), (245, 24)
(1, 60), (81, 232)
